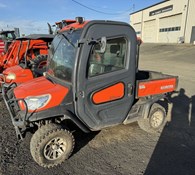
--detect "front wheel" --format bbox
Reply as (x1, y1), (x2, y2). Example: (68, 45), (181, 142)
(30, 123), (75, 168)
(138, 103), (166, 133)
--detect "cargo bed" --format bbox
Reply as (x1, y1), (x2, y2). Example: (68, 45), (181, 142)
(136, 70), (178, 98)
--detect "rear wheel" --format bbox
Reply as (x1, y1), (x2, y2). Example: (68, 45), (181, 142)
(138, 103), (166, 133)
(32, 54), (47, 69)
(31, 55), (48, 77)
(30, 123), (75, 168)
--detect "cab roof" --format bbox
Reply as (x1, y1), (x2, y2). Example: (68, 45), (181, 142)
(16, 34), (54, 42)
(59, 21), (89, 32)
(0, 30), (15, 35)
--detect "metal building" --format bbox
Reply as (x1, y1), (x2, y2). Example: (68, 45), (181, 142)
(130, 0), (195, 43)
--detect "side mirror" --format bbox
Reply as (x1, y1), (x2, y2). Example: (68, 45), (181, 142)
(137, 37), (142, 46)
(88, 37), (107, 53)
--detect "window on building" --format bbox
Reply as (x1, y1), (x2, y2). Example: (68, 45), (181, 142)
(159, 26), (181, 32)
(175, 27), (181, 31)
(88, 37), (127, 77)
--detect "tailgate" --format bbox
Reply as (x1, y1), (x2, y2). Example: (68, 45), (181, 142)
(136, 71), (178, 98)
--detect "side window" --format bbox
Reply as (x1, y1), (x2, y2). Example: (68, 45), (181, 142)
(7, 33), (14, 40)
(88, 37), (127, 77)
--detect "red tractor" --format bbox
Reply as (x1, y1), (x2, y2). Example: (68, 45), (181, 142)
(1, 20), (77, 87)
(48, 19), (76, 34)
(0, 34), (54, 86)
(2, 17), (178, 167)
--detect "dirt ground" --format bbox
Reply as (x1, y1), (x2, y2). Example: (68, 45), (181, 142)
(0, 43), (195, 175)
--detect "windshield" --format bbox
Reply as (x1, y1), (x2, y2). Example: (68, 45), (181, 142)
(47, 30), (81, 82)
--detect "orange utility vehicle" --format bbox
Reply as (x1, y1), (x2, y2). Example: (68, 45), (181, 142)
(0, 34), (54, 84)
(0, 30), (16, 55)
(48, 19), (76, 34)
(3, 17), (178, 167)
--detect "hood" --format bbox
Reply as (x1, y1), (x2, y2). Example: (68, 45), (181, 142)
(3, 65), (31, 76)
(14, 76), (67, 98)
(3, 65), (33, 84)
(14, 76), (69, 111)
(3, 65), (22, 74)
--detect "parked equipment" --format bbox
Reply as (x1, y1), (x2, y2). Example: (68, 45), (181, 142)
(0, 30), (17, 55)
(48, 19), (76, 34)
(0, 34), (53, 75)
(2, 17), (178, 168)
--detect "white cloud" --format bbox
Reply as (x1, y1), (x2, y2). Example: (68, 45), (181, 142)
(0, 3), (6, 8)
(0, 20), (50, 36)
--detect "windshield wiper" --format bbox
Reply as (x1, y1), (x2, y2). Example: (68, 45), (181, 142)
(62, 34), (75, 48)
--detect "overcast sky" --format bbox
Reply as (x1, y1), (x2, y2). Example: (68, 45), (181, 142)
(0, 0), (162, 35)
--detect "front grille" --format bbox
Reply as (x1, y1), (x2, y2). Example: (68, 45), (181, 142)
(6, 89), (21, 117)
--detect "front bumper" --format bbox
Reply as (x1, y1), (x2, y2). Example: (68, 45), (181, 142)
(2, 83), (28, 140)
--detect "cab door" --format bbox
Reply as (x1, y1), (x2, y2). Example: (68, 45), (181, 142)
(74, 21), (137, 130)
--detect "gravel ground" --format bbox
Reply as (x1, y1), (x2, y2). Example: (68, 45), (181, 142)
(0, 43), (195, 175)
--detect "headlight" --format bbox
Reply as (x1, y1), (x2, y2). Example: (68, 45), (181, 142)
(6, 73), (16, 80)
(24, 94), (51, 111)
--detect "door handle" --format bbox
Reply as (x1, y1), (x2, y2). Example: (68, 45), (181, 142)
(79, 91), (85, 98)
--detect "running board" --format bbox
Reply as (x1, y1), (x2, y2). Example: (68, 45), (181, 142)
(123, 104), (142, 125)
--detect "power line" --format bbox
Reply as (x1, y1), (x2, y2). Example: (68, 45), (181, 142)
(71, 0), (133, 15)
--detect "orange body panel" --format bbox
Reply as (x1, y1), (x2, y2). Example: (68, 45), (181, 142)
(56, 19), (76, 25)
(60, 21), (89, 32)
(2, 65), (34, 84)
(92, 83), (125, 104)
(0, 40), (21, 67)
(14, 77), (69, 112)
(0, 39), (4, 55)
(137, 78), (177, 98)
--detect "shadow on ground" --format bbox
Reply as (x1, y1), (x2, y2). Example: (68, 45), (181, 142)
(144, 88), (195, 175)
(72, 129), (99, 155)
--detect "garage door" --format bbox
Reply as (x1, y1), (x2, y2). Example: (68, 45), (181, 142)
(143, 20), (157, 43)
(158, 14), (182, 43)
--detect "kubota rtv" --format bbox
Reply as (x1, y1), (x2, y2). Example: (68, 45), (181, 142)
(3, 17), (178, 168)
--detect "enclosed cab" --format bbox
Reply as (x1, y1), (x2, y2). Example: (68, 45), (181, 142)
(0, 30), (16, 55)
(3, 18), (178, 168)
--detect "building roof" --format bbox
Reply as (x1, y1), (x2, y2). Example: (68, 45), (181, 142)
(130, 0), (170, 15)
